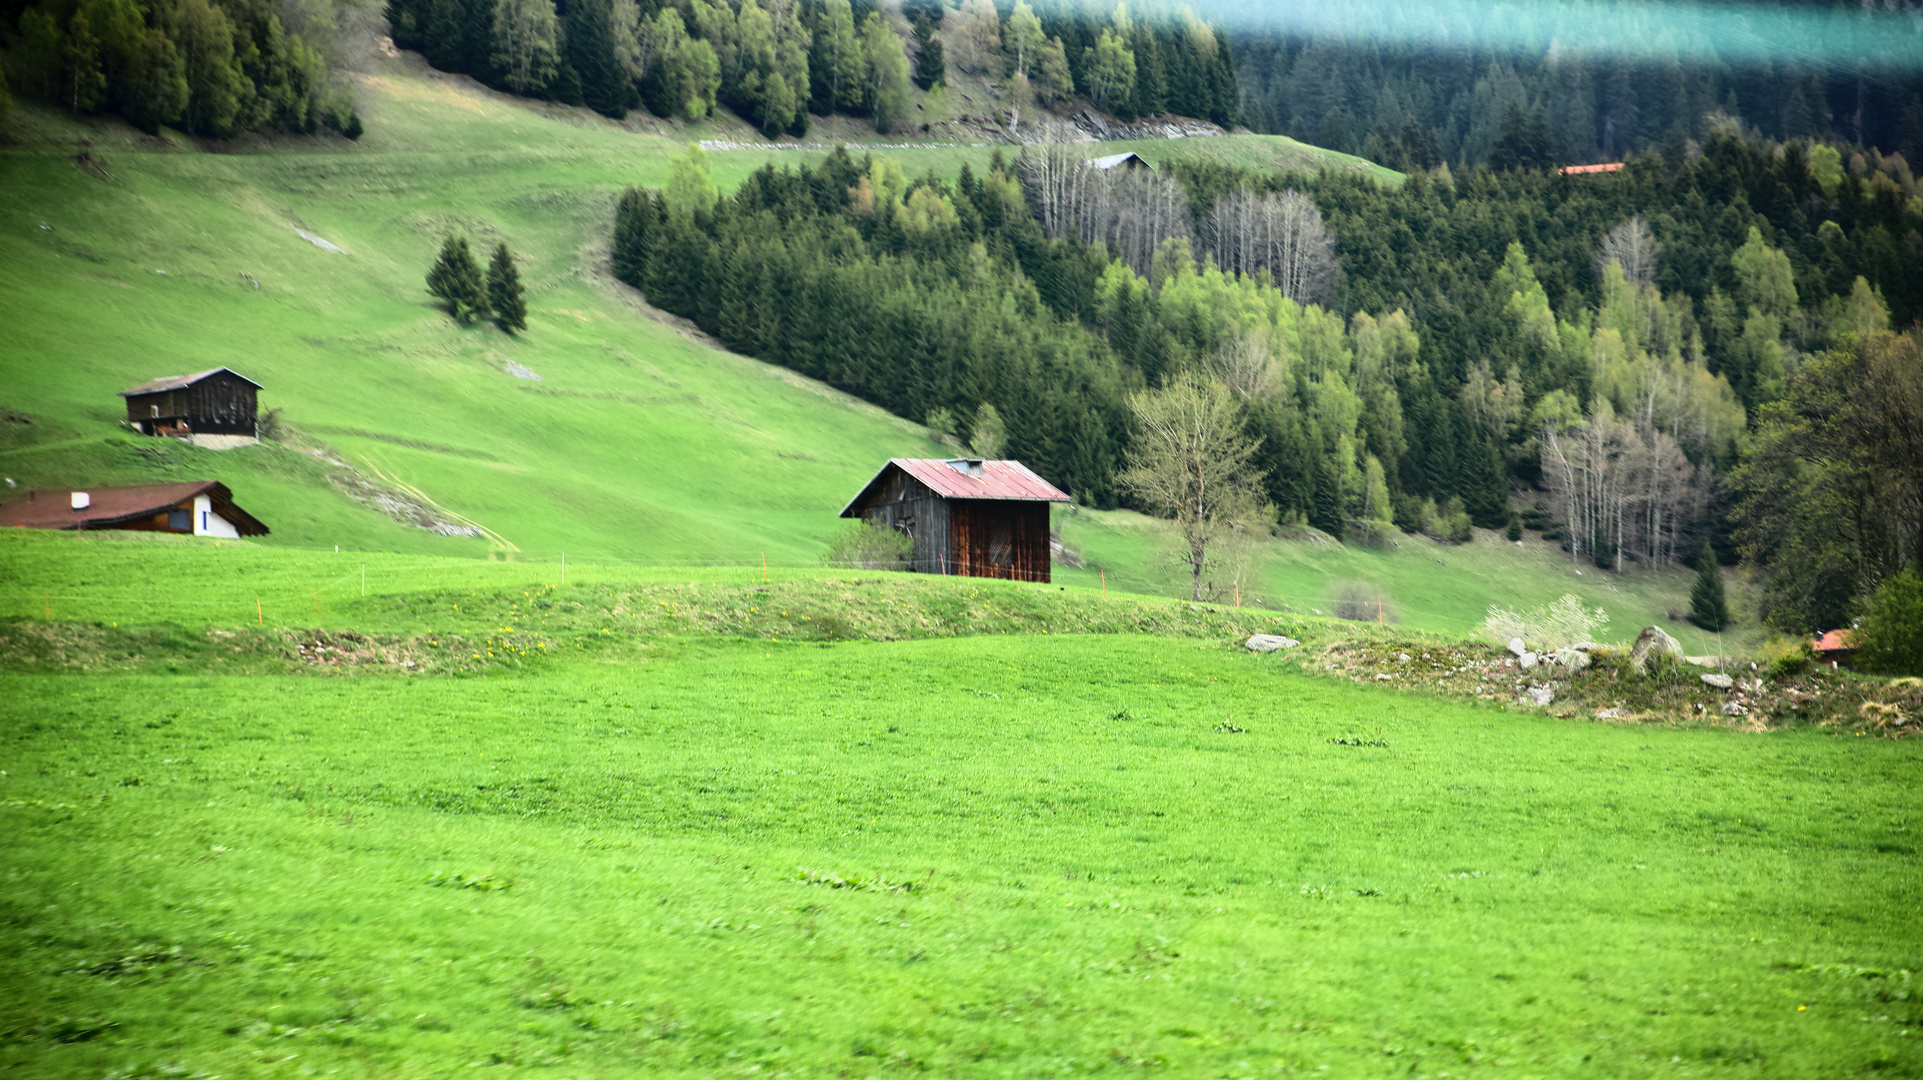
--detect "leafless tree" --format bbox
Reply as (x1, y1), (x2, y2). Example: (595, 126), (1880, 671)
(1598, 215), (1658, 287)
(1017, 145), (1190, 276)
(1206, 188), (1338, 303)
(1541, 407), (1705, 572)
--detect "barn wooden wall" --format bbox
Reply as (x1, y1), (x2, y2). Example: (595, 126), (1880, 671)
(949, 500), (1051, 582)
(857, 470), (953, 574)
(126, 373), (258, 436)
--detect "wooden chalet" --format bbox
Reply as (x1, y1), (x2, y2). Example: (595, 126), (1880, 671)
(839, 458), (1071, 582)
(1088, 151), (1152, 171)
(0, 481), (269, 538)
(118, 367), (262, 447)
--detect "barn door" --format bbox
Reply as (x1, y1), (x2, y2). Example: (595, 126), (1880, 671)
(987, 516), (1014, 576)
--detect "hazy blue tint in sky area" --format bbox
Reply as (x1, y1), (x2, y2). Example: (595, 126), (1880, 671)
(1146, 0), (1923, 73)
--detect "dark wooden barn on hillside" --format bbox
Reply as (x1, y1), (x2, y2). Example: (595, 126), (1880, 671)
(118, 368), (261, 448)
(839, 459), (1071, 582)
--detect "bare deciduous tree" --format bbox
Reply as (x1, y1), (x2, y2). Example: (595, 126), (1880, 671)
(1598, 215), (1658, 287)
(1017, 145), (1190, 276)
(1541, 404), (1705, 573)
(1120, 373), (1271, 601)
(1206, 188), (1338, 303)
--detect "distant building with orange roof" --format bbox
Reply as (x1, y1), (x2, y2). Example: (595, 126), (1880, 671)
(1559, 162), (1625, 176)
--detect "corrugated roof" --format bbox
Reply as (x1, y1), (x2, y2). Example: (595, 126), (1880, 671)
(1088, 152), (1151, 170)
(839, 459), (1071, 517)
(1812, 628), (1858, 652)
(118, 367), (263, 397)
(0, 481), (269, 535)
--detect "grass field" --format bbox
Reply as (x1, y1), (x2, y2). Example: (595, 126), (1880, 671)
(2, 528), (1918, 1076)
(3, 628), (1918, 1077)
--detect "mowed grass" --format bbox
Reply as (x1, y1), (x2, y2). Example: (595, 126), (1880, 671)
(2, 633), (1919, 1077)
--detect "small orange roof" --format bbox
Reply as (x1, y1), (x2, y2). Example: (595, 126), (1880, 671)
(1812, 628), (1857, 652)
(1559, 162), (1624, 175)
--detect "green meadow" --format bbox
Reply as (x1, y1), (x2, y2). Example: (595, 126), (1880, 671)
(0, 533), (1919, 1075)
(5, 46), (1909, 1079)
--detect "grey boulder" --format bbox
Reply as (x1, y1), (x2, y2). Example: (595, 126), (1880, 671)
(1630, 626), (1685, 673)
(1245, 634), (1300, 653)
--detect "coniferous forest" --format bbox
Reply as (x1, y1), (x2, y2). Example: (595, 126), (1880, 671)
(5, 0), (361, 134)
(615, 133), (1919, 633)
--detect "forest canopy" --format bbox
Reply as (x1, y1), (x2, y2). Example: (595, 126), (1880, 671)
(6, 0), (361, 134)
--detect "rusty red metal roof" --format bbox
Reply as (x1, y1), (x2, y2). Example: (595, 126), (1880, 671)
(0, 481), (269, 535)
(840, 459), (1071, 517)
(1558, 162), (1624, 176)
(118, 367), (263, 397)
(1812, 628), (1858, 653)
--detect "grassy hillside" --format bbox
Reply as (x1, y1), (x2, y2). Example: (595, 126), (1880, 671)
(1, 52), (1392, 561)
(0, 52), (1728, 648)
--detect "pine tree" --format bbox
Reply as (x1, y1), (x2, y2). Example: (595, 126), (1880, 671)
(427, 235), (490, 325)
(1688, 544), (1731, 631)
(488, 243), (527, 333)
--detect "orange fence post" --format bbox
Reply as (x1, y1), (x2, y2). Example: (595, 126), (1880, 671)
(256, 598), (263, 626)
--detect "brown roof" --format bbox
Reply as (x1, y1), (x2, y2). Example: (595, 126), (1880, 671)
(1558, 162), (1624, 176)
(118, 367), (263, 397)
(840, 459), (1071, 517)
(0, 481), (269, 535)
(1812, 628), (1858, 653)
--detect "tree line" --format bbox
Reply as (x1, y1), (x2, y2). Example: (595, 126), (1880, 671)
(382, 0), (1236, 135)
(8, 0), (361, 135)
(1234, 25), (1923, 171)
(612, 132), (1911, 623)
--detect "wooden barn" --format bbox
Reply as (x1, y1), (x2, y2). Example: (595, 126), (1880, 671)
(0, 481), (269, 538)
(839, 458), (1071, 582)
(118, 368), (262, 448)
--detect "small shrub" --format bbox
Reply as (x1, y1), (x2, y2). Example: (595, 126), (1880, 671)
(1329, 581), (1398, 623)
(1345, 518), (1398, 548)
(821, 518), (912, 571)
(1857, 569), (1923, 675)
(1506, 514), (1523, 542)
(1483, 594), (1609, 651)
(257, 407), (286, 442)
(1757, 636), (1812, 678)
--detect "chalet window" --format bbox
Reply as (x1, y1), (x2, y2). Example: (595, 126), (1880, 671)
(168, 510), (190, 530)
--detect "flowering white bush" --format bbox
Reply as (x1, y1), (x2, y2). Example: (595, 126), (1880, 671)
(1483, 594), (1610, 652)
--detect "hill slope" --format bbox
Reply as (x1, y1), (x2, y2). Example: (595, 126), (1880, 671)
(0, 53), (1390, 563)
(0, 56), (1735, 647)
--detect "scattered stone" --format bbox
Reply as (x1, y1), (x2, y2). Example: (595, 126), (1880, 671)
(1554, 648), (1591, 673)
(1629, 626), (1685, 673)
(1568, 642), (1601, 652)
(1700, 673), (1734, 689)
(1244, 634), (1300, 653)
(1594, 707), (1625, 719)
(1375, 673), (1393, 681)
(1522, 686), (1556, 706)
(1520, 651), (1539, 669)
(1395, 651), (1410, 662)
(1507, 637), (1527, 658)
(1720, 701), (1748, 716)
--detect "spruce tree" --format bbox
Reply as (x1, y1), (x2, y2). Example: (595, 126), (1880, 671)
(1688, 544), (1731, 631)
(427, 235), (489, 325)
(488, 243), (527, 333)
